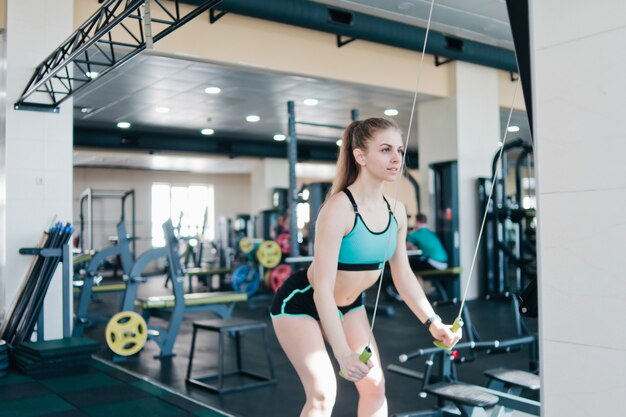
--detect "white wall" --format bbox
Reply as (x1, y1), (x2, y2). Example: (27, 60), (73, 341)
(530, 1), (626, 415)
(0, 0), (73, 339)
(250, 158), (289, 215)
(73, 168), (251, 256)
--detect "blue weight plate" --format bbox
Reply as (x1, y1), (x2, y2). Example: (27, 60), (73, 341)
(231, 264), (260, 296)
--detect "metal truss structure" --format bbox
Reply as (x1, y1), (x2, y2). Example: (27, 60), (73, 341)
(15, 0), (222, 112)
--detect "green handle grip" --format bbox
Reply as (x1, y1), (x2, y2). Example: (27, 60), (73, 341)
(433, 317), (463, 350)
(339, 346), (372, 379)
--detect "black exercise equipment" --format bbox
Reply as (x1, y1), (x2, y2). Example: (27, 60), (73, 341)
(389, 299), (539, 416)
(478, 139), (535, 298)
(390, 338), (540, 417)
(518, 277), (538, 317)
(431, 161), (461, 300)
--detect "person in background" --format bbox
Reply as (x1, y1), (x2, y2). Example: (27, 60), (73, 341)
(387, 213), (448, 301)
(406, 213), (448, 271)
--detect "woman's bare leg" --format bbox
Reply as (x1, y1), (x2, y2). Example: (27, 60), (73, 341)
(342, 308), (387, 417)
(273, 316), (337, 417)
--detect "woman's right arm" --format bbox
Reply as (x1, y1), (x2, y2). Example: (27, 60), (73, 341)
(312, 196), (372, 381)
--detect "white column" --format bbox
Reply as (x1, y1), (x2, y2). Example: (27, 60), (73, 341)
(417, 96), (457, 215)
(530, 1), (626, 416)
(250, 158), (289, 215)
(0, 0), (73, 339)
(455, 62), (500, 299)
(418, 62), (499, 299)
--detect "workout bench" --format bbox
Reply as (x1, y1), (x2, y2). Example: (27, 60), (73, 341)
(119, 220), (247, 358)
(390, 338), (540, 417)
(185, 267), (232, 291)
(416, 267), (462, 303)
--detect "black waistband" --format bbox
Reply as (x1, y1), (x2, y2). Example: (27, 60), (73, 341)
(337, 262), (384, 271)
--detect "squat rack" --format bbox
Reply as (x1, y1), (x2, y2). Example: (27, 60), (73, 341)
(79, 188), (136, 256)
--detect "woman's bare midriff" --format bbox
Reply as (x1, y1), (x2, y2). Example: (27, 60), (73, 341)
(306, 264), (382, 307)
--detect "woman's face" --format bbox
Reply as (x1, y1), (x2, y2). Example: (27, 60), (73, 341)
(355, 128), (404, 182)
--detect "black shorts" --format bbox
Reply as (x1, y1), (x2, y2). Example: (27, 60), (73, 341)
(270, 269), (364, 320)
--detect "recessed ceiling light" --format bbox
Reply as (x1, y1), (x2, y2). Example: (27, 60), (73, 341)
(303, 98), (319, 106)
(336, 139), (342, 147)
(117, 122), (131, 129)
(201, 128), (215, 135)
(155, 107), (170, 113)
(384, 108), (399, 116)
(507, 125), (520, 132)
(204, 86), (221, 94)
(273, 134), (286, 141)
(80, 107), (93, 113)
(86, 71), (99, 79)
(246, 115), (260, 123)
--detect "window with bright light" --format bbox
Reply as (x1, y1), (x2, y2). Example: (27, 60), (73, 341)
(151, 184), (215, 247)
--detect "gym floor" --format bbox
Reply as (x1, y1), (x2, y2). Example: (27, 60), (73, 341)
(79, 275), (539, 417)
(0, 356), (230, 417)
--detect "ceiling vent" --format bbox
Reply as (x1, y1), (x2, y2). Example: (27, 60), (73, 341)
(445, 36), (464, 52)
(327, 8), (353, 26)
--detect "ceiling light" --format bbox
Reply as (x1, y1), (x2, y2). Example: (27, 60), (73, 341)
(204, 86), (221, 94)
(155, 107), (170, 113)
(86, 71), (99, 79)
(80, 107), (93, 113)
(303, 98), (319, 106)
(273, 134), (286, 141)
(507, 125), (520, 132)
(201, 128), (215, 135)
(384, 109), (399, 116)
(336, 139), (342, 147)
(117, 122), (131, 129)
(246, 115), (260, 123)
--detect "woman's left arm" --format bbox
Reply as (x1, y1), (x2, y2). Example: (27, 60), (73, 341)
(388, 201), (460, 346)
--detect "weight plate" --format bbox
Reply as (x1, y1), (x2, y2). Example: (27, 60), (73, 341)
(238, 237), (254, 254)
(256, 240), (281, 268)
(105, 311), (148, 356)
(270, 264), (292, 292)
(231, 264), (260, 296)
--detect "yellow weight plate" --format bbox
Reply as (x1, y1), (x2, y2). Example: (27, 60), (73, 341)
(256, 240), (281, 268)
(239, 237), (254, 254)
(105, 311), (148, 356)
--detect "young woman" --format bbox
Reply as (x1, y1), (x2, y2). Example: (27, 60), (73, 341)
(270, 118), (461, 417)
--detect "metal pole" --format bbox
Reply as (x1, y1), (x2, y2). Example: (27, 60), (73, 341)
(80, 195), (85, 253)
(87, 188), (93, 252)
(62, 242), (71, 337)
(287, 101), (300, 257)
(131, 190), (136, 257)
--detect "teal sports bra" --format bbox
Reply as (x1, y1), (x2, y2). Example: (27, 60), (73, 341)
(337, 189), (398, 271)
